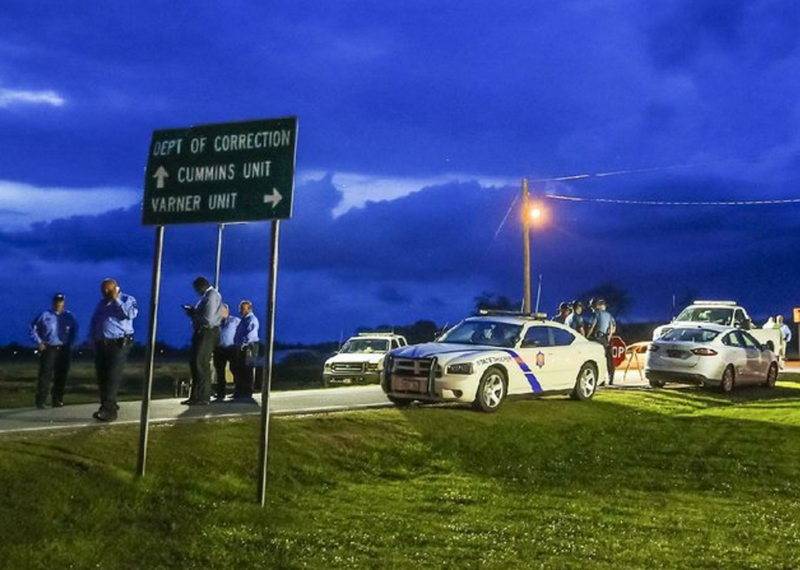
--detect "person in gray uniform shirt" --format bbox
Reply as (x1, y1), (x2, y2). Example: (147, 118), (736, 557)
(29, 293), (79, 409)
(586, 299), (616, 385)
(182, 276), (222, 405)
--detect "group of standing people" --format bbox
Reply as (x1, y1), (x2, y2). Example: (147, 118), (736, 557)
(552, 298), (617, 385)
(28, 275), (260, 422)
(182, 276), (261, 406)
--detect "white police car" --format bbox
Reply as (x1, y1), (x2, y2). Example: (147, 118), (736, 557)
(381, 312), (608, 412)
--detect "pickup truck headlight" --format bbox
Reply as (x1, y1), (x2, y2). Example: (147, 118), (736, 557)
(446, 362), (474, 375)
(366, 361), (382, 371)
(324, 361), (332, 371)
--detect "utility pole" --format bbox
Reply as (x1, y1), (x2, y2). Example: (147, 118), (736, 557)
(522, 178), (531, 313)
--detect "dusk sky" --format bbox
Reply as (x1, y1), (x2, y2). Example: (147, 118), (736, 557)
(2, 0), (800, 346)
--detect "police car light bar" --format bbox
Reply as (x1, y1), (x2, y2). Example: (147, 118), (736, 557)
(477, 309), (548, 320)
(692, 300), (737, 306)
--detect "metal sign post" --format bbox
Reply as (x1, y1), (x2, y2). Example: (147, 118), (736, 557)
(214, 224), (224, 289)
(137, 225), (165, 477)
(257, 220), (280, 506)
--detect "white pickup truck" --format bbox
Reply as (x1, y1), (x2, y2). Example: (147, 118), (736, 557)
(653, 301), (783, 354)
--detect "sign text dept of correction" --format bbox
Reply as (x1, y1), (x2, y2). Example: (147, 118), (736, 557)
(142, 117), (297, 225)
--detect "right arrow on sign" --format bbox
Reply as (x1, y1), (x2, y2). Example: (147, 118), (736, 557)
(263, 188), (283, 208)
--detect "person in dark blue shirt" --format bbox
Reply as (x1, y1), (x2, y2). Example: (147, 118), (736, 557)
(90, 278), (138, 422)
(29, 293), (79, 408)
(212, 303), (241, 402)
(232, 300), (260, 402)
(182, 276), (223, 405)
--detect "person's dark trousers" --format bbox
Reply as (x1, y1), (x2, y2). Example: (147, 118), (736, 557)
(233, 344), (257, 398)
(213, 345), (236, 398)
(36, 345), (71, 407)
(94, 339), (132, 415)
(190, 327), (220, 402)
(594, 334), (614, 385)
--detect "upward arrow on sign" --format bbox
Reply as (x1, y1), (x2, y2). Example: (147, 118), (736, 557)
(153, 166), (169, 189)
(263, 188), (283, 208)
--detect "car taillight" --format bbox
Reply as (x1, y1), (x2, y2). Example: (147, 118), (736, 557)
(691, 348), (718, 356)
(648, 345), (660, 352)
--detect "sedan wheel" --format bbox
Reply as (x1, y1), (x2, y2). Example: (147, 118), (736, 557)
(571, 363), (598, 401)
(765, 362), (778, 388)
(720, 365), (735, 393)
(473, 368), (506, 413)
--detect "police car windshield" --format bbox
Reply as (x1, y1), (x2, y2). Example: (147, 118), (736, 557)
(675, 307), (733, 325)
(438, 321), (522, 348)
(661, 328), (720, 343)
(340, 339), (390, 353)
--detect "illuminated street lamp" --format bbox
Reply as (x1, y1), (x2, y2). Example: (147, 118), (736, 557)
(522, 179), (546, 313)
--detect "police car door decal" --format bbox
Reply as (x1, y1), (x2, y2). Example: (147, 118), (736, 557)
(505, 349), (543, 392)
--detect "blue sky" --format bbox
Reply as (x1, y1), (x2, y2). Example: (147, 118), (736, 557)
(1, 0), (800, 346)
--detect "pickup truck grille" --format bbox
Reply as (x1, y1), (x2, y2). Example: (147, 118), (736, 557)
(331, 362), (365, 372)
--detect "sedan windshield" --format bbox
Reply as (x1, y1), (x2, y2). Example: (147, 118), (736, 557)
(340, 339), (390, 353)
(661, 328), (720, 343)
(438, 321), (522, 348)
(674, 307), (733, 326)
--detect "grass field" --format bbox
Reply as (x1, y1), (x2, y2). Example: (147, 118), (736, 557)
(1, 378), (800, 569)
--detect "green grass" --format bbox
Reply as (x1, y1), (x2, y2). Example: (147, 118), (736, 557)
(1, 378), (800, 569)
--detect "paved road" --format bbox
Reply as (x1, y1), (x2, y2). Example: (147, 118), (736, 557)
(0, 385), (394, 435)
(4, 360), (797, 435)
(0, 369), (657, 435)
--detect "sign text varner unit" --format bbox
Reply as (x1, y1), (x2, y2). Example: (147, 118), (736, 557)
(142, 117), (297, 225)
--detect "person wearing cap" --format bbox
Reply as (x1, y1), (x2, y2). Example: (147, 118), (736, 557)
(90, 278), (138, 422)
(212, 303), (240, 402)
(29, 293), (79, 409)
(586, 299), (616, 385)
(565, 301), (586, 337)
(182, 276), (223, 405)
(552, 302), (572, 324)
(232, 300), (260, 402)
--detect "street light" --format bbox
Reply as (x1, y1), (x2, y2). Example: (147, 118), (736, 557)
(522, 179), (546, 313)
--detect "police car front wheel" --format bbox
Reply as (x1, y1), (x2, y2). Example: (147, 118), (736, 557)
(473, 367), (507, 413)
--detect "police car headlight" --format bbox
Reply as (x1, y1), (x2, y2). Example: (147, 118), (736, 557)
(446, 363), (474, 375)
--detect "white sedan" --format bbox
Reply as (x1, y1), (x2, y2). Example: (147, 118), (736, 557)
(381, 313), (608, 412)
(645, 324), (779, 392)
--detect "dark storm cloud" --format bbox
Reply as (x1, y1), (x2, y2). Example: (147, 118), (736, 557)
(647, 0), (800, 68)
(376, 286), (411, 305)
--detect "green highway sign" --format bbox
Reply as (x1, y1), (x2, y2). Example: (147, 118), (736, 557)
(142, 117), (297, 225)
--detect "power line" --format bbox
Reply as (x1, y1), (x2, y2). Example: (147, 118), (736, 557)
(528, 158), (752, 184)
(545, 194), (800, 206)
